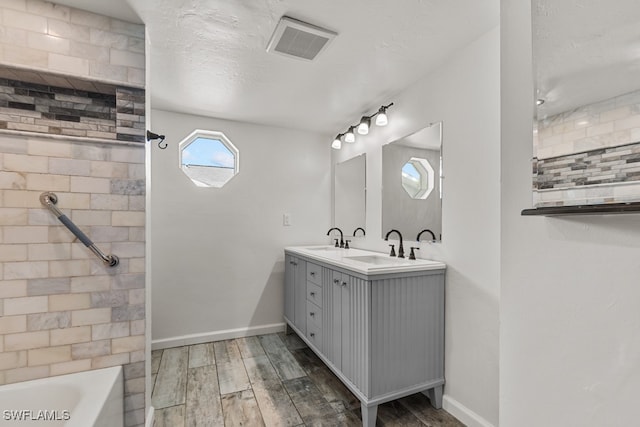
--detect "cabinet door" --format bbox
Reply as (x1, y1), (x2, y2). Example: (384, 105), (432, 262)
(284, 254), (295, 323)
(324, 270), (344, 369)
(336, 271), (370, 395)
(293, 258), (307, 334)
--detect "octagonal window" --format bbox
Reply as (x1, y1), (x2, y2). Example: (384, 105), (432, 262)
(401, 157), (434, 199)
(179, 130), (239, 188)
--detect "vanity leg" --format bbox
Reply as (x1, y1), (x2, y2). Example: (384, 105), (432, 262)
(423, 385), (443, 409)
(361, 402), (378, 427)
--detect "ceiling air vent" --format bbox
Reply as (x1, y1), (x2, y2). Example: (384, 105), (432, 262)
(266, 16), (337, 61)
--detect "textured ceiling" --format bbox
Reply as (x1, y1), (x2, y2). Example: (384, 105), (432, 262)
(51, 0), (499, 135)
(534, 0), (640, 118)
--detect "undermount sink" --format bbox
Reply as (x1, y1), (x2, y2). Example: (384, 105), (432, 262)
(304, 246), (339, 251)
(344, 255), (411, 265)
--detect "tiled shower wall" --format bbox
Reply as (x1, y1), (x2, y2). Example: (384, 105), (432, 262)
(0, 1), (146, 426)
(0, 135), (146, 426)
(533, 89), (640, 206)
(0, 0), (144, 87)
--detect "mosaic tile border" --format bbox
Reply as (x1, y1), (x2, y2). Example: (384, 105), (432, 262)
(0, 68), (144, 143)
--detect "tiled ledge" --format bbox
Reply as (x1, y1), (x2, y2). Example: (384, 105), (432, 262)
(0, 129), (146, 148)
(522, 202), (640, 216)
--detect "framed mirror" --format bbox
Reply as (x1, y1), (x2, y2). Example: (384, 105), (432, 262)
(382, 122), (442, 242)
(334, 153), (366, 237)
(532, 0), (640, 208)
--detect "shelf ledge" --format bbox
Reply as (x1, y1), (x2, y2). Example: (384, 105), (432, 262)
(521, 202), (640, 216)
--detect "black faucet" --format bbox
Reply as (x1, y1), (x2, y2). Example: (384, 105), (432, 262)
(416, 229), (436, 242)
(384, 229), (405, 258)
(327, 227), (344, 248)
(353, 227), (365, 237)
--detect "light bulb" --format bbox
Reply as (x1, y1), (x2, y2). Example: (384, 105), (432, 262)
(357, 117), (370, 135)
(375, 108), (388, 126)
(331, 135), (342, 149)
(345, 126), (356, 143)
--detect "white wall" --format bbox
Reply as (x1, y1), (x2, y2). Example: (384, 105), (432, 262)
(150, 109), (331, 345)
(500, 1), (640, 426)
(333, 27), (500, 426)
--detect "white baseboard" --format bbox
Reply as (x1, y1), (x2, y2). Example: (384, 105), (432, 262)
(151, 323), (286, 350)
(443, 395), (495, 427)
(145, 406), (154, 427)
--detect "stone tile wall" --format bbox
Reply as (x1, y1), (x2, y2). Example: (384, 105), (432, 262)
(0, 2), (146, 426)
(533, 89), (640, 207)
(0, 0), (144, 87)
(534, 89), (640, 160)
(0, 134), (146, 427)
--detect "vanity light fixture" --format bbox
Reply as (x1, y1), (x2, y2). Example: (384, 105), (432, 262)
(332, 133), (343, 149)
(331, 102), (394, 149)
(375, 105), (389, 126)
(345, 126), (356, 143)
(357, 116), (371, 135)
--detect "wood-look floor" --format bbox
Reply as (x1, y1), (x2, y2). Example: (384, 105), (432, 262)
(151, 332), (464, 427)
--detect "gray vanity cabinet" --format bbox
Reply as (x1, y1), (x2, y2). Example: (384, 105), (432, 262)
(284, 254), (307, 335)
(284, 249), (446, 427)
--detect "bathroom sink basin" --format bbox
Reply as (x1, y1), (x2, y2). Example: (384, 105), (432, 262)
(304, 246), (339, 252)
(344, 255), (410, 265)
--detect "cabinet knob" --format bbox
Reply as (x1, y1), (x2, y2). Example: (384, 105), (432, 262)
(310, 332), (315, 337)
(310, 271), (315, 276)
(310, 312), (315, 316)
(342, 281), (347, 286)
(333, 279), (339, 284)
(310, 292), (316, 296)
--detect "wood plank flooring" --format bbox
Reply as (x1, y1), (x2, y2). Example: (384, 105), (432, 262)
(151, 332), (464, 427)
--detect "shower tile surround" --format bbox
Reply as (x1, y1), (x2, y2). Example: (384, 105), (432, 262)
(533, 89), (640, 206)
(0, 1), (146, 426)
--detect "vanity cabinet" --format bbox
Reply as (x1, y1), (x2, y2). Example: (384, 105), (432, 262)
(284, 248), (446, 427)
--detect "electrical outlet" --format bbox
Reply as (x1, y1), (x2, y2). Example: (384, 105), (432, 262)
(283, 213), (291, 226)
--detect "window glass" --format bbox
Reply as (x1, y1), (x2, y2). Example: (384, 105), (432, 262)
(178, 131), (238, 188)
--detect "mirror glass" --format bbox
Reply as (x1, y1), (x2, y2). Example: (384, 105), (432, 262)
(334, 153), (366, 237)
(382, 122), (442, 242)
(532, 1), (640, 207)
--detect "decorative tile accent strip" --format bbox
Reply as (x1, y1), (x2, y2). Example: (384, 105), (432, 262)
(0, 70), (145, 143)
(533, 141), (640, 190)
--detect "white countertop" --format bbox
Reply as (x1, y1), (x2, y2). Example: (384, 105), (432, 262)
(285, 245), (446, 275)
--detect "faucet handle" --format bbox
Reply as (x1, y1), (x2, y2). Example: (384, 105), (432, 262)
(344, 240), (351, 249)
(388, 244), (396, 257)
(334, 239), (339, 247)
(409, 247), (419, 260)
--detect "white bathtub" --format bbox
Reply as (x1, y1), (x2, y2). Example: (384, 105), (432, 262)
(0, 366), (123, 427)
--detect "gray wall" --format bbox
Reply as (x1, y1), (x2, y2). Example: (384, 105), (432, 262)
(150, 109), (331, 345)
(332, 27), (500, 427)
(501, 1), (640, 426)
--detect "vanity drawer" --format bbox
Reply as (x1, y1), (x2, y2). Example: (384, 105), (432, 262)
(306, 300), (322, 330)
(306, 322), (322, 349)
(307, 262), (322, 285)
(306, 282), (322, 307)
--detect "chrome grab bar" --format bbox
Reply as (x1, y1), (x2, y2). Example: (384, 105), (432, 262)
(40, 192), (119, 267)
